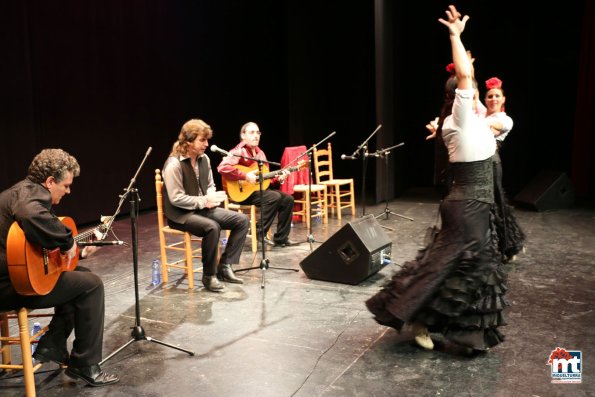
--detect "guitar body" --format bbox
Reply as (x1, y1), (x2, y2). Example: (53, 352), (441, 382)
(222, 160), (307, 203)
(7, 217), (79, 296)
(223, 164), (271, 202)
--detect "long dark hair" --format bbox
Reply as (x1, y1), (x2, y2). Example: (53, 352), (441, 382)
(170, 119), (213, 156)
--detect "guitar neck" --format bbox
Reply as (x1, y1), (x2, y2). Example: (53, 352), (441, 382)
(261, 165), (299, 180)
(74, 223), (109, 243)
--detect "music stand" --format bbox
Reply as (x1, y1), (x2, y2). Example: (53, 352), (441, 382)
(216, 150), (297, 289)
(371, 143), (414, 228)
(282, 131), (336, 251)
(100, 147), (193, 365)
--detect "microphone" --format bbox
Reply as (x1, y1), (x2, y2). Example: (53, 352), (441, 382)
(78, 241), (125, 247)
(210, 145), (231, 156)
(341, 154), (357, 160)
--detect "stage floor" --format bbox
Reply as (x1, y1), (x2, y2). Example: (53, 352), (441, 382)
(2, 190), (594, 396)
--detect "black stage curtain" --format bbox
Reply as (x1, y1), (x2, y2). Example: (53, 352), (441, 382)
(1, 1), (591, 226)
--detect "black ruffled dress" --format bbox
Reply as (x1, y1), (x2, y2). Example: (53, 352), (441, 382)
(492, 151), (526, 262)
(366, 158), (509, 350)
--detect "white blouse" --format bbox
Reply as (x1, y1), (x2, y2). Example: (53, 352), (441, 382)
(442, 88), (497, 163)
(486, 112), (514, 142)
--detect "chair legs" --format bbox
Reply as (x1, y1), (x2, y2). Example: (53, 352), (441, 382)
(327, 181), (355, 220)
(292, 185), (328, 228)
(226, 203), (258, 253)
(1, 307), (49, 397)
(160, 227), (201, 289)
(17, 308), (36, 396)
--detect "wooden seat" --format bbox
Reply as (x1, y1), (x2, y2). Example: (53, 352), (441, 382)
(293, 184), (328, 229)
(155, 169), (203, 289)
(312, 142), (356, 220)
(1, 308), (53, 397)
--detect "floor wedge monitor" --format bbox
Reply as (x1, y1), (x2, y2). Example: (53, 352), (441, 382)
(514, 171), (575, 211)
(300, 214), (392, 285)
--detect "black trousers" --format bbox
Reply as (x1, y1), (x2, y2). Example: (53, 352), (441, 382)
(0, 266), (105, 367)
(240, 189), (294, 243)
(168, 207), (250, 276)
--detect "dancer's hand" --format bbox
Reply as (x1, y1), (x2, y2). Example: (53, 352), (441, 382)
(425, 117), (439, 140)
(438, 5), (469, 37)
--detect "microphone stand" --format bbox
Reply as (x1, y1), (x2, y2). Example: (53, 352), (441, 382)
(216, 150), (297, 289)
(286, 131), (336, 251)
(100, 147), (194, 365)
(342, 125), (381, 217)
(370, 143), (414, 229)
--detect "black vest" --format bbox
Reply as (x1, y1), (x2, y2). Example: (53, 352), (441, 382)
(162, 156), (209, 224)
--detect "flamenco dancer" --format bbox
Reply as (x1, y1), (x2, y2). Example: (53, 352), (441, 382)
(482, 77), (526, 262)
(366, 5), (509, 355)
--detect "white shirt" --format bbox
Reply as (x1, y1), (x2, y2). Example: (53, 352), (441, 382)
(442, 89), (497, 163)
(486, 112), (514, 142)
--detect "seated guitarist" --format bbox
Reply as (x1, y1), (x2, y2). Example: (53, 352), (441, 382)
(0, 149), (119, 387)
(217, 121), (300, 248)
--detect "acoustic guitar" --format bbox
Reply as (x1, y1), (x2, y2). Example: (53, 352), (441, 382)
(7, 217), (110, 296)
(222, 160), (307, 202)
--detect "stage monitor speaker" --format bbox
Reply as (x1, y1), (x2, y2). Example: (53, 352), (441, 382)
(514, 171), (575, 212)
(299, 214), (392, 285)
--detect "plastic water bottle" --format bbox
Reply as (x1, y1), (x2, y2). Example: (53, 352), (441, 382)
(31, 322), (43, 356)
(381, 251), (391, 266)
(151, 259), (161, 286)
(314, 204), (322, 224)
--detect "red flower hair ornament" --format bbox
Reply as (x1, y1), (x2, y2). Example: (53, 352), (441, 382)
(445, 63), (455, 75)
(485, 77), (503, 90)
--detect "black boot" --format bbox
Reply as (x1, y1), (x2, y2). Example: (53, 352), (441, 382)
(65, 364), (119, 387)
(217, 264), (244, 284)
(202, 275), (225, 292)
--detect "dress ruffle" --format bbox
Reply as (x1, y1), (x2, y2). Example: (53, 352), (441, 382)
(493, 154), (526, 261)
(366, 200), (510, 351)
(493, 201), (526, 261)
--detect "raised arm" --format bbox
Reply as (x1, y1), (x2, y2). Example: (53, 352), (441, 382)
(438, 5), (472, 90)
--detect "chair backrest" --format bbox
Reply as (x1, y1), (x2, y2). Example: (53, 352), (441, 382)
(313, 142), (334, 184)
(155, 169), (167, 232)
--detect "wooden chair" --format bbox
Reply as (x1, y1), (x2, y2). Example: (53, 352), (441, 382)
(312, 142), (356, 220)
(292, 184), (328, 229)
(155, 169), (203, 289)
(225, 201), (258, 253)
(1, 308), (53, 397)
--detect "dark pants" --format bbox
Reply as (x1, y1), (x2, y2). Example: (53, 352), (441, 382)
(168, 207), (250, 276)
(0, 266), (105, 367)
(241, 189), (294, 243)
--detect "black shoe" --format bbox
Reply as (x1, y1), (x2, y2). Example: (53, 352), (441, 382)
(202, 275), (225, 292)
(33, 344), (69, 365)
(217, 264), (244, 284)
(274, 239), (301, 248)
(65, 364), (119, 387)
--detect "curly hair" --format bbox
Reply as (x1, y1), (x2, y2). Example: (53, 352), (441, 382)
(171, 119), (213, 156)
(27, 148), (80, 184)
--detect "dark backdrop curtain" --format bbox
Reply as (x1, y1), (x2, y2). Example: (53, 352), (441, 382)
(1, 1), (591, 226)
